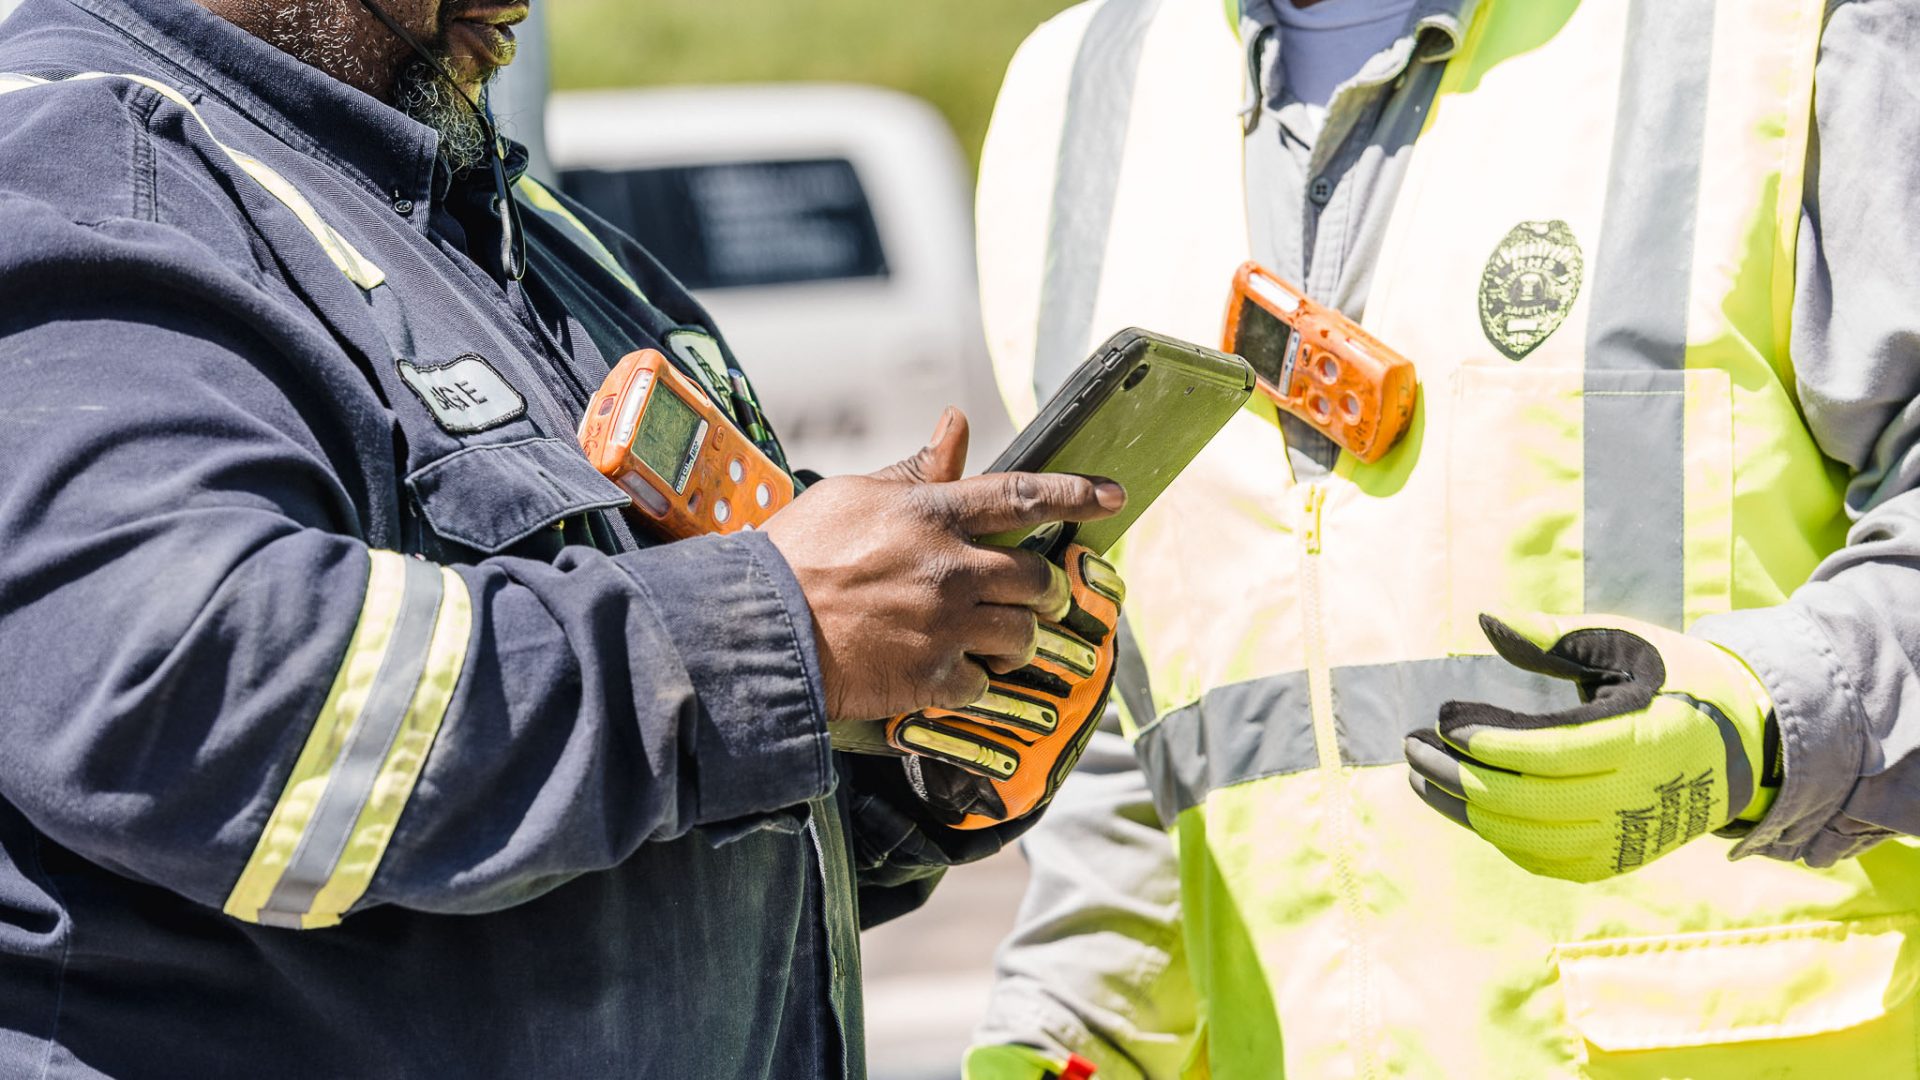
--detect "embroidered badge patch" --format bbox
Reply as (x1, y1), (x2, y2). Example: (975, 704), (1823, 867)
(397, 354), (527, 434)
(1479, 221), (1584, 361)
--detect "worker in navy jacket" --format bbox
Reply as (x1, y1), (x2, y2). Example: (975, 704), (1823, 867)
(0, 0), (1122, 1075)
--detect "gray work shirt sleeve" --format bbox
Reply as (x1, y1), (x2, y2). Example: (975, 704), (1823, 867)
(1691, 0), (1920, 866)
(969, 717), (1197, 1079)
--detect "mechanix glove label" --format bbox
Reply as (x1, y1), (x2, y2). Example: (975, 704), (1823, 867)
(1613, 769), (1717, 874)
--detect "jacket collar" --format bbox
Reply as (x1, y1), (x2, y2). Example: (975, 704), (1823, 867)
(60, 0), (440, 210)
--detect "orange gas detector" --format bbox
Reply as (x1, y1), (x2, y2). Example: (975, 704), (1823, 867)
(1223, 261), (1417, 463)
(578, 348), (793, 539)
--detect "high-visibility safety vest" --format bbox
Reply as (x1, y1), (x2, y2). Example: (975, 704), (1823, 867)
(978, 1), (1920, 1076)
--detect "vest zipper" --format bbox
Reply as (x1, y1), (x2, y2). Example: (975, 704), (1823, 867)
(1298, 481), (1381, 1080)
(1300, 484), (1334, 770)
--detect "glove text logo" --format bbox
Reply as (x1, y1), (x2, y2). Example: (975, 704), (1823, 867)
(1613, 769), (1715, 874)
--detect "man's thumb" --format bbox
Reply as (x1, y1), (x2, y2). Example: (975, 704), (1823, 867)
(871, 406), (970, 484)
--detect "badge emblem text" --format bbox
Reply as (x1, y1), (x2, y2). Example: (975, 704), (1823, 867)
(1479, 221), (1583, 361)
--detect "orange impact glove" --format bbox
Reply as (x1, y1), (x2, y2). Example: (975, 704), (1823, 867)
(886, 544), (1124, 830)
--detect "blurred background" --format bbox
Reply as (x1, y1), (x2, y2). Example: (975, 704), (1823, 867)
(0, 0), (1082, 1074)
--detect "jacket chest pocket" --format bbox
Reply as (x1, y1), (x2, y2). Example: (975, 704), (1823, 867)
(404, 437), (630, 561)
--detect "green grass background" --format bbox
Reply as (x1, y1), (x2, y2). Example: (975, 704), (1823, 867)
(547, 0), (1081, 172)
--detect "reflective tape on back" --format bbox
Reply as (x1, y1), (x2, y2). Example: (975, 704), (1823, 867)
(1579, 0), (1713, 630)
(1033, 0), (1165, 402)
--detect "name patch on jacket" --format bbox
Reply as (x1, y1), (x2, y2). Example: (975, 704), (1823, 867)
(398, 355), (527, 433)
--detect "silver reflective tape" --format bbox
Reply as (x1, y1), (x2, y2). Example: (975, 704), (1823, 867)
(260, 557), (444, 922)
(1583, 0), (1714, 375)
(1112, 614), (1157, 730)
(1583, 371), (1686, 627)
(1135, 670), (1315, 823)
(1138, 656), (1569, 820)
(1033, 0), (1166, 402)
(1579, 0), (1712, 630)
(1329, 655), (1569, 767)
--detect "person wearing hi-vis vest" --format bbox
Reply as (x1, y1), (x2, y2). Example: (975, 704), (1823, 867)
(963, 0), (1920, 1077)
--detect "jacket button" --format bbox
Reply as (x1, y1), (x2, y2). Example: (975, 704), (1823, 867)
(393, 197), (416, 216)
(1309, 177), (1333, 205)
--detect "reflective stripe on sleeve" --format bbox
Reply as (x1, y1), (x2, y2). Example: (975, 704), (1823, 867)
(225, 552), (472, 929)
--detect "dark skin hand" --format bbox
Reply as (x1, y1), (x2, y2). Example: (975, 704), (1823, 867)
(765, 408), (1125, 724)
(194, 0), (523, 100)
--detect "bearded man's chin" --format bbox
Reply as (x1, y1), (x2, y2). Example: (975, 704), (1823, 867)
(393, 57), (493, 173)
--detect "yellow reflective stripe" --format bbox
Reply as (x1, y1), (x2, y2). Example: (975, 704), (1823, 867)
(225, 550), (409, 924)
(306, 566), (472, 926)
(225, 553), (471, 928)
(226, 148), (386, 289)
(514, 175), (645, 300)
(0, 71), (385, 289)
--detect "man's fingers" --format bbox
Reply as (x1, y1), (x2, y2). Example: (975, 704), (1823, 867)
(869, 406), (970, 485)
(964, 604), (1041, 674)
(931, 657), (993, 711)
(972, 546), (1072, 620)
(936, 471), (1126, 537)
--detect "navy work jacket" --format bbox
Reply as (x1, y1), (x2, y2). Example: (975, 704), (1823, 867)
(0, 0), (1017, 1075)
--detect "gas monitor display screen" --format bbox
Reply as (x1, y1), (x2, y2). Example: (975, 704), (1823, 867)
(634, 388), (704, 492)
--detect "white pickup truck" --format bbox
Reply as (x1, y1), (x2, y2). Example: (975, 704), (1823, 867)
(539, 83), (1012, 479)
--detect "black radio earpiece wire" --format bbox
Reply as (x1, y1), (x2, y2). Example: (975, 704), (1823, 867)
(353, 0), (527, 281)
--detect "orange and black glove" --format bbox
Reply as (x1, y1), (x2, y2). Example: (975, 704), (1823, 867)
(886, 543), (1124, 830)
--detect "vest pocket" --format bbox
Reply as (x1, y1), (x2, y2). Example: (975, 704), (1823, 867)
(1555, 915), (1920, 1079)
(1443, 364), (1733, 652)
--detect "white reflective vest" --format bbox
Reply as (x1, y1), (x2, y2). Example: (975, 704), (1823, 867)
(977, 0), (1920, 1075)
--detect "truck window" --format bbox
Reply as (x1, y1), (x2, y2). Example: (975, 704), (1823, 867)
(558, 158), (891, 290)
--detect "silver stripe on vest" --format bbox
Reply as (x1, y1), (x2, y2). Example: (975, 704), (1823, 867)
(1112, 613), (1157, 730)
(257, 557), (446, 927)
(1135, 670), (1315, 825)
(1579, 0), (1715, 630)
(1136, 656), (1565, 822)
(1033, 0), (1166, 402)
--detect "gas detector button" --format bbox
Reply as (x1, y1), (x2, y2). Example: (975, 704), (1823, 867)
(714, 499), (732, 525)
(729, 458), (745, 483)
(755, 482), (772, 508)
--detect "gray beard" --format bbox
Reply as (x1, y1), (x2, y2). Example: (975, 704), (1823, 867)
(253, 0), (377, 90)
(394, 57), (490, 174)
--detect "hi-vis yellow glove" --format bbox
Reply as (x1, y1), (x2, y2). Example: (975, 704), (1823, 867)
(963, 1045), (1097, 1080)
(1404, 612), (1781, 883)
